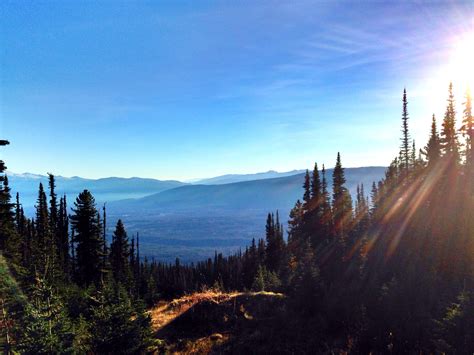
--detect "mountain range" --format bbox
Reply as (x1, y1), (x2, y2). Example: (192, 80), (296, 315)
(9, 173), (185, 209)
(192, 170), (306, 185)
(10, 167), (386, 262)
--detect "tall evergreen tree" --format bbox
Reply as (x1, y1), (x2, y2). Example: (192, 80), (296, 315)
(70, 190), (103, 286)
(33, 183), (55, 278)
(311, 163), (321, 202)
(460, 88), (473, 169)
(411, 140), (417, 168)
(48, 174), (58, 236)
(307, 163), (324, 247)
(424, 114), (441, 166)
(400, 88), (411, 174)
(265, 212), (285, 273)
(302, 170), (311, 209)
(320, 164), (332, 238)
(57, 196), (69, 275)
(0, 175), (21, 266)
(332, 153), (353, 244)
(109, 219), (131, 287)
(441, 82), (460, 164)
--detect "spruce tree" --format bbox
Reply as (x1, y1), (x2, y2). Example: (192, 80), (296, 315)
(15, 193), (21, 235)
(33, 182), (55, 278)
(57, 196), (69, 276)
(47, 174), (63, 280)
(0, 175), (21, 266)
(302, 170), (311, 209)
(265, 212), (285, 273)
(308, 162), (323, 248)
(48, 174), (58, 237)
(424, 114), (441, 166)
(109, 219), (131, 287)
(20, 276), (74, 353)
(400, 88), (411, 175)
(332, 153), (353, 243)
(460, 88), (473, 170)
(288, 200), (304, 255)
(411, 140), (417, 168)
(441, 82), (460, 164)
(311, 163), (321, 202)
(70, 190), (103, 286)
(0, 140), (14, 254)
(320, 164), (332, 238)
(370, 181), (378, 217)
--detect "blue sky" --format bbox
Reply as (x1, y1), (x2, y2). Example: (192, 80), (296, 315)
(1, 1), (472, 180)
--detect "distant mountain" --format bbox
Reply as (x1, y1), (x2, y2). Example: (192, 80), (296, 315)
(10, 167), (387, 262)
(193, 170), (305, 185)
(9, 173), (186, 209)
(111, 167), (385, 212)
(107, 167), (387, 262)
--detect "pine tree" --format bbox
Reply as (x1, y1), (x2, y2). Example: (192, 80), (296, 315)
(332, 153), (353, 243)
(20, 276), (74, 353)
(47, 174), (64, 280)
(370, 181), (378, 217)
(0, 175), (21, 266)
(70, 190), (103, 286)
(311, 163), (321, 202)
(460, 88), (473, 170)
(48, 174), (58, 237)
(32, 182), (56, 278)
(411, 140), (417, 168)
(302, 170), (311, 209)
(265, 213), (285, 273)
(15, 193), (21, 235)
(400, 88), (411, 175)
(57, 196), (69, 276)
(307, 162), (324, 248)
(320, 164), (332, 238)
(288, 200), (304, 255)
(89, 284), (152, 353)
(441, 82), (460, 164)
(109, 219), (132, 287)
(424, 114), (441, 166)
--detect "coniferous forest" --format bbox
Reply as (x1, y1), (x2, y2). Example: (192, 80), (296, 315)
(1, 83), (473, 353)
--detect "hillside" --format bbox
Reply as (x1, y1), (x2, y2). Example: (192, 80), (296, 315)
(106, 167), (386, 261)
(150, 291), (287, 354)
(0, 255), (26, 352)
(112, 167), (385, 212)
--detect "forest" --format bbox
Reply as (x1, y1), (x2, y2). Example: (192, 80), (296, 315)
(1, 83), (473, 353)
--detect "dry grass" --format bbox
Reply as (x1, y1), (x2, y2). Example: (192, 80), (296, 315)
(149, 290), (283, 332)
(149, 290), (285, 354)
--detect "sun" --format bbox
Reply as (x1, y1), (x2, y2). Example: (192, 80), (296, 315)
(448, 32), (474, 90)
(422, 32), (473, 113)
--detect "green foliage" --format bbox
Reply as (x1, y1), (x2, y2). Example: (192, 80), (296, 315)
(0, 254), (26, 354)
(19, 277), (74, 354)
(70, 190), (104, 286)
(434, 291), (474, 353)
(1, 84), (473, 353)
(89, 285), (153, 354)
(252, 265), (281, 292)
(109, 219), (132, 287)
(441, 82), (461, 164)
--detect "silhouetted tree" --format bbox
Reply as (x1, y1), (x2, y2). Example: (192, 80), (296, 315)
(70, 190), (103, 286)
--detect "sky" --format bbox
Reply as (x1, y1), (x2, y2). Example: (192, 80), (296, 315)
(1, 1), (473, 181)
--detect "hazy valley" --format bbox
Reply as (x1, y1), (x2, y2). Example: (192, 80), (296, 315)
(12, 167), (386, 262)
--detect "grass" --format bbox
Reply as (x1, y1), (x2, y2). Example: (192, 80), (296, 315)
(149, 290), (285, 354)
(149, 290), (284, 332)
